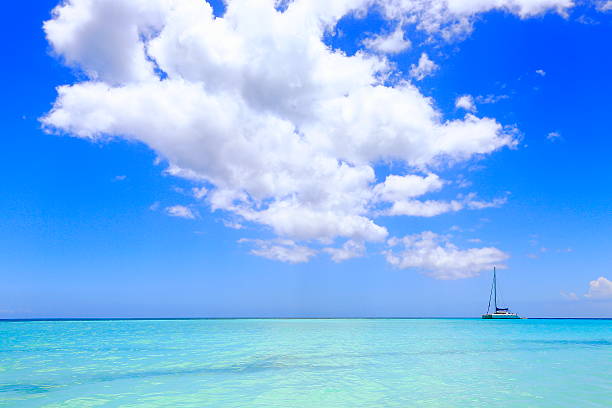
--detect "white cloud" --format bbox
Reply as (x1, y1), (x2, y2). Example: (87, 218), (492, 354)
(455, 95), (476, 112)
(373, 173), (444, 202)
(113, 175), (127, 181)
(324, 240), (365, 262)
(535, 69), (546, 76)
(597, 1), (612, 12)
(476, 94), (509, 104)
(442, 0), (573, 17)
(387, 199), (463, 217)
(384, 231), (509, 279)
(584, 277), (612, 299)
(165, 205), (196, 219)
(40, 0), (541, 262)
(363, 26), (411, 54)
(379, 0), (573, 40)
(409, 53), (438, 80)
(239, 238), (316, 263)
(43, 0), (165, 84)
(42, 0), (515, 247)
(464, 192), (508, 209)
(547, 131), (562, 142)
(385, 193), (507, 217)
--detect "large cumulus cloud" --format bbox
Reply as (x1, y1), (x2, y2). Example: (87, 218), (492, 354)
(41, 0), (572, 276)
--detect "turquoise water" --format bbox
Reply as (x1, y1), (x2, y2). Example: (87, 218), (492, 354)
(1, 319), (611, 407)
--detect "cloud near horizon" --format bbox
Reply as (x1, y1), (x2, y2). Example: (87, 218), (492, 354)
(41, 0), (574, 275)
(384, 231), (509, 279)
(584, 277), (612, 299)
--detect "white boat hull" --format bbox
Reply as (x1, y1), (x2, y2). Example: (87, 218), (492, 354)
(482, 313), (520, 319)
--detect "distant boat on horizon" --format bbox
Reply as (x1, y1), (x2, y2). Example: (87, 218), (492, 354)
(482, 266), (521, 319)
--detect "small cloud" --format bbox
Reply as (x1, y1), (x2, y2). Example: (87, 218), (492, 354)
(527, 253), (539, 259)
(455, 95), (476, 112)
(584, 276), (612, 299)
(163, 164), (206, 180)
(323, 240), (365, 263)
(547, 131), (562, 142)
(449, 225), (462, 232)
(467, 238), (482, 243)
(456, 175), (472, 188)
(535, 69), (546, 76)
(383, 193), (506, 218)
(363, 26), (411, 54)
(597, 1), (612, 12)
(560, 291), (578, 301)
(475, 94), (509, 104)
(149, 201), (160, 211)
(410, 53), (438, 81)
(165, 205), (196, 219)
(385, 199), (463, 217)
(239, 238), (316, 263)
(556, 247), (573, 253)
(192, 186), (208, 199)
(464, 192), (508, 210)
(113, 175), (127, 181)
(223, 220), (244, 230)
(576, 15), (599, 25)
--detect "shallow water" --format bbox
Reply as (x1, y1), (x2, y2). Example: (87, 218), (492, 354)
(1, 319), (611, 407)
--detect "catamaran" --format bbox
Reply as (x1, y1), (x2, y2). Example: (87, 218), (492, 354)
(482, 266), (520, 319)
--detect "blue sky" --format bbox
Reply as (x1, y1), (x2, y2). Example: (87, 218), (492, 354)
(1, 0), (611, 318)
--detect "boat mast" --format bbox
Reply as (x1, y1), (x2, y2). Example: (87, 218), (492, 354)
(486, 267), (495, 314)
(493, 266), (497, 310)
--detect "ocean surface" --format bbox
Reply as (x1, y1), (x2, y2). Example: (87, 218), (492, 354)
(1, 318), (611, 407)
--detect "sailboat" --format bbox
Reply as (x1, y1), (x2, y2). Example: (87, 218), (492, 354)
(482, 266), (520, 319)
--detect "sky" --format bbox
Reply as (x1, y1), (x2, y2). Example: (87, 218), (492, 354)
(1, 0), (611, 318)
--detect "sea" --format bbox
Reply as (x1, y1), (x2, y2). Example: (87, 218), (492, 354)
(1, 318), (611, 407)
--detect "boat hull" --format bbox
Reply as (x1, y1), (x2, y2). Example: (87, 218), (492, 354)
(482, 313), (520, 319)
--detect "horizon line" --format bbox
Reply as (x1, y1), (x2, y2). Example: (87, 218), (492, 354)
(2, 316), (611, 322)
